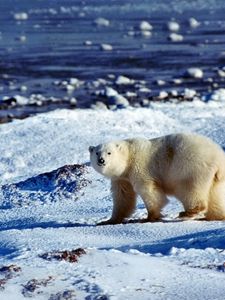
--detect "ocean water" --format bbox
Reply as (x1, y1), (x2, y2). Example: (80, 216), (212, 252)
(0, 0), (225, 116)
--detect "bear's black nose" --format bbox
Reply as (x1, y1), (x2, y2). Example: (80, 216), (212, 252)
(98, 157), (105, 165)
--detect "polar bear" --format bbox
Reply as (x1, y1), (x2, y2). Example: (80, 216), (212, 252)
(89, 133), (225, 224)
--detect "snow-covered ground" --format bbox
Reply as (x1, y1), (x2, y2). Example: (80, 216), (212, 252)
(1, 101), (225, 299)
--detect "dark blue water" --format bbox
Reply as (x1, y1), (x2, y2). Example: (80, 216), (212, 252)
(0, 0), (225, 118)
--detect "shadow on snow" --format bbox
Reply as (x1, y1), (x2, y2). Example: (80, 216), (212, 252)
(113, 227), (225, 255)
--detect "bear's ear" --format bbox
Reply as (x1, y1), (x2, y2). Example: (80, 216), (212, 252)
(116, 143), (122, 151)
(89, 146), (94, 153)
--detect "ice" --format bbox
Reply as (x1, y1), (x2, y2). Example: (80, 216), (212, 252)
(115, 75), (134, 85)
(183, 88), (197, 99)
(185, 67), (204, 79)
(94, 17), (110, 27)
(13, 12), (28, 21)
(189, 17), (200, 28)
(203, 89), (225, 102)
(169, 32), (184, 42)
(104, 87), (118, 97)
(13, 95), (29, 105)
(158, 91), (168, 99)
(141, 30), (152, 37)
(167, 21), (180, 32)
(100, 43), (113, 51)
(217, 69), (225, 78)
(139, 21), (153, 31)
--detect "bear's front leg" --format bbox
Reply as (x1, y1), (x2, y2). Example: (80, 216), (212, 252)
(135, 181), (168, 222)
(97, 179), (137, 225)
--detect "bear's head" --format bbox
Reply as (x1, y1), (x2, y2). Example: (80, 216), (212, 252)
(89, 141), (129, 178)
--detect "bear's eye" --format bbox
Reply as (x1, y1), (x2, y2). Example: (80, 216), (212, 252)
(108, 152), (111, 155)
(96, 152), (99, 156)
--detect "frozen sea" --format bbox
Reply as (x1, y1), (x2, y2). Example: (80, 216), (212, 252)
(0, 0), (225, 121)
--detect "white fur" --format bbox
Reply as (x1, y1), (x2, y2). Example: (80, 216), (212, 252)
(89, 133), (225, 224)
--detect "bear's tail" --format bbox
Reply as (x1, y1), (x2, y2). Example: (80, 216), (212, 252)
(206, 180), (225, 220)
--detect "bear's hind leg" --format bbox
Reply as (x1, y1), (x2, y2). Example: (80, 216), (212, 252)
(175, 179), (210, 219)
(97, 179), (137, 225)
(206, 180), (225, 220)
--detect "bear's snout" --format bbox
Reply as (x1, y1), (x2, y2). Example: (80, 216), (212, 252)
(98, 157), (105, 166)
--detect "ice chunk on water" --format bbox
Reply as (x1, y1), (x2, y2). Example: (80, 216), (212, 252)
(14, 12), (28, 21)
(167, 21), (180, 32)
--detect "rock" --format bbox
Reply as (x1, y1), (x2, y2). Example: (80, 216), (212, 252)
(167, 21), (180, 32)
(49, 290), (76, 300)
(0, 265), (21, 274)
(169, 33), (184, 42)
(22, 277), (53, 297)
(185, 67), (204, 79)
(40, 248), (86, 263)
(1, 164), (91, 208)
(94, 17), (110, 27)
(100, 43), (113, 51)
(0, 265), (22, 290)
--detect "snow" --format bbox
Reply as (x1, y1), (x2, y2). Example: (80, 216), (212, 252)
(1, 101), (225, 299)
